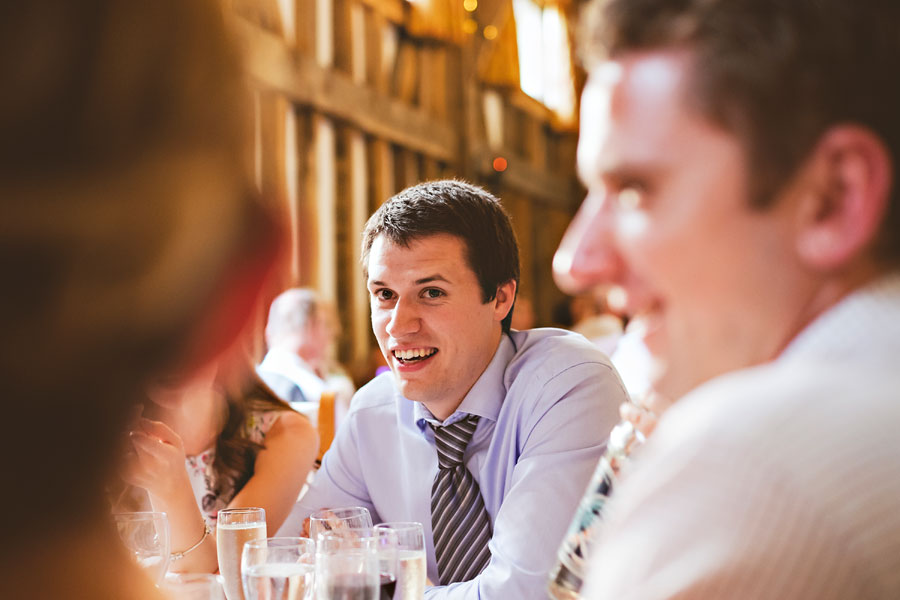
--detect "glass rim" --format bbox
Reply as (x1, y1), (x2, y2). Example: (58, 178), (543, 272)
(218, 507), (265, 515)
(374, 521), (423, 532)
(163, 572), (220, 583)
(309, 506), (371, 518)
(112, 511), (167, 521)
(244, 536), (315, 549)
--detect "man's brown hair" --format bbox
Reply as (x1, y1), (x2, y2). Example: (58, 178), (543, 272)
(582, 0), (900, 264)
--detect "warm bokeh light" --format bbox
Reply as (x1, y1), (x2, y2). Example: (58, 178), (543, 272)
(492, 156), (508, 172)
(463, 0), (478, 12)
(463, 18), (479, 34)
(483, 25), (498, 40)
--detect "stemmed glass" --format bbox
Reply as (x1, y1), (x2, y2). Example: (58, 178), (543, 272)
(308, 506), (373, 540)
(315, 530), (382, 600)
(114, 511), (171, 586)
(217, 507), (266, 600)
(241, 537), (316, 600)
(374, 523), (426, 600)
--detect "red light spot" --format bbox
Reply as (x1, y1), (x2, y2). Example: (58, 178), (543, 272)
(492, 157), (508, 172)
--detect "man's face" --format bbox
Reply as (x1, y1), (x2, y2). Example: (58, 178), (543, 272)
(555, 50), (809, 399)
(367, 233), (511, 420)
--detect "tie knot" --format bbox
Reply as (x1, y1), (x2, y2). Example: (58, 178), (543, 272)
(431, 415), (479, 469)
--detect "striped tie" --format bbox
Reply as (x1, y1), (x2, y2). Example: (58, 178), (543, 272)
(430, 414), (492, 584)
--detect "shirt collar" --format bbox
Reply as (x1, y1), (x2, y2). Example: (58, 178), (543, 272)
(780, 272), (900, 366)
(413, 332), (515, 430)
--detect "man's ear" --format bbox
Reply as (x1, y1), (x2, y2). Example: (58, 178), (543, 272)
(493, 280), (517, 322)
(794, 125), (892, 271)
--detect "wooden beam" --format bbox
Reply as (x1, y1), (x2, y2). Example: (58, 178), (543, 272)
(370, 138), (395, 208)
(348, 130), (371, 367)
(239, 20), (456, 162)
(314, 115), (338, 302)
(315, 0), (334, 67)
(393, 39), (419, 105)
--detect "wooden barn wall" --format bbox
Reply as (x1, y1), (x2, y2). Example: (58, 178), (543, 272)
(232, 0), (582, 383)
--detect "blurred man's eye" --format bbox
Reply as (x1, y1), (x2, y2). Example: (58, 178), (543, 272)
(616, 186), (644, 211)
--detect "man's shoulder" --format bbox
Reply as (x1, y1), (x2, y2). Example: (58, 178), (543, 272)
(506, 327), (619, 386)
(655, 359), (900, 470)
(349, 371), (398, 412)
(495, 328), (626, 429)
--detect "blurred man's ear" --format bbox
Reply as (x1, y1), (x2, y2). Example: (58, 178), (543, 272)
(794, 125), (892, 271)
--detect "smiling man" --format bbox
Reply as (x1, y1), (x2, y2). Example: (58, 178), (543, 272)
(284, 180), (625, 597)
(553, 0), (900, 598)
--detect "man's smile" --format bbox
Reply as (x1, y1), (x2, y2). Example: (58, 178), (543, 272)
(392, 347), (438, 364)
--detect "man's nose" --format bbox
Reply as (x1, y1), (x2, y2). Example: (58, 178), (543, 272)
(553, 193), (622, 294)
(386, 297), (421, 338)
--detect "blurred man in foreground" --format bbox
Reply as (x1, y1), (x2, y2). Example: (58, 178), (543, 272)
(553, 0), (900, 597)
(1, 1), (277, 597)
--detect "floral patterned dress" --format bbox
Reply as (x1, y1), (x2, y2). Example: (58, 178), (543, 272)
(186, 410), (282, 526)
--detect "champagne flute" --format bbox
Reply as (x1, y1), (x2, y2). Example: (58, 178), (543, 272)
(308, 506), (373, 540)
(315, 530), (380, 600)
(373, 523), (425, 600)
(114, 511), (171, 586)
(218, 507), (266, 600)
(162, 573), (225, 600)
(241, 537), (315, 600)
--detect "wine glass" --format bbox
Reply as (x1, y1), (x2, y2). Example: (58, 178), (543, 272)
(317, 528), (400, 600)
(308, 506), (373, 540)
(371, 529), (399, 600)
(374, 523), (426, 600)
(217, 507), (266, 600)
(241, 537), (315, 600)
(162, 573), (225, 600)
(114, 511), (171, 585)
(315, 530), (380, 600)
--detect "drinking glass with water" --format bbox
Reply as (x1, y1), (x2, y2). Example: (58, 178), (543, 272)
(241, 537), (315, 600)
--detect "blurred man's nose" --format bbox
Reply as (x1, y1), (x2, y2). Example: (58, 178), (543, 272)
(553, 193), (622, 294)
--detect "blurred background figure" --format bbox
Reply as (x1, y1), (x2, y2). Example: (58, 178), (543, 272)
(117, 354), (317, 573)
(0, 0), (279, 597)
(569, 290), (625, 356)
(259, 288), (355, 427)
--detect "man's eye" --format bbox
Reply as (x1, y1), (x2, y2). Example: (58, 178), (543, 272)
(616, 185), (644, 211)
(423, 288), (444, 299)
(374, 289), (394, 301)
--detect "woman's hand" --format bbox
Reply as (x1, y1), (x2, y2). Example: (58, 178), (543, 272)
(123, 417), (216, 572)
(123, 418), (191, 500)
(619, 391), (674, 440)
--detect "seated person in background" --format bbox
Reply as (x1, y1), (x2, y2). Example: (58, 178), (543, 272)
(0, 0), (279, 597)
(281, 180), (626, 598)
(554, 0), (900, 597)
(119, 355), (318, 573)
(259, 288), (332, 404)
(258, 288), (355, 424)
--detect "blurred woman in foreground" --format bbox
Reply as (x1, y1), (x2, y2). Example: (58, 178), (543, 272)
(0, 1), (279, 597)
